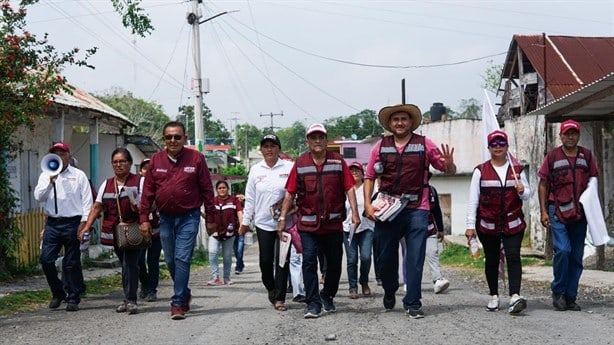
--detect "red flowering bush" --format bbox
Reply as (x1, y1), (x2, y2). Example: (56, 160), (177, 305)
(0, 0), (96, 277)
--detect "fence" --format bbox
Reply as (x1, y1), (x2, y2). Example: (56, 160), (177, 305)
(14, 209), (45, 269)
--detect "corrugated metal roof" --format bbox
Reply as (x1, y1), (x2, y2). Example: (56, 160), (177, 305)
(511, 34), (614, 99)
(52, 85), (135, 127)
(528, 72), (614, 122)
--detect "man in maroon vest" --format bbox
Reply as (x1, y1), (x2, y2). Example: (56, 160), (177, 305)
(538, 119), (599, 312)
(364, 104), (456, 319)
(277, 123), (360, 319)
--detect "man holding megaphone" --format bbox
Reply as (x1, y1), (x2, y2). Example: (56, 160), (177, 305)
(34, 142), (93, 312)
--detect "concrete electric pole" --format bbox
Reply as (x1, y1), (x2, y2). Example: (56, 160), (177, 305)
(260, 112), (284, 132)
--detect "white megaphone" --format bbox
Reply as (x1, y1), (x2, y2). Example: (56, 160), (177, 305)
(41, 153), (63, 175)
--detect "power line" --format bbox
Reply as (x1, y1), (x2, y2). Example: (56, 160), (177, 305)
(228, 16), (506, 69)
(260, 112), (283, 132)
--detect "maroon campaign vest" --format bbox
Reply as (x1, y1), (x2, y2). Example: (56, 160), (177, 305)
(295, 151), (346, 232)
(378, 135), (427, 209)
(100, 173), (140, 246)
(476, 162), (526, 236)
(547, 146), (591, 224)
(212, 195), (239, 240)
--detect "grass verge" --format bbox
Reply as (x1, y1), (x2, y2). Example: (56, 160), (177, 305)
(0, 248), (210, 317)
(440, 242), (543, 270)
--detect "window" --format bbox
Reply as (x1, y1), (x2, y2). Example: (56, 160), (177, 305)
(343, 147), (356, 158)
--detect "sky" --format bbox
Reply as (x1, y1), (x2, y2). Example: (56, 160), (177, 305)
(24, 0), (614, 132)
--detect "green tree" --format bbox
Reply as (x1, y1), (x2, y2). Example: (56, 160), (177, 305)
(95, 88), (170, 142)
(235, 123), (263, 160)
(0, 0), (95, 277)
(110, 0), (153, 37)
(482, 59), (503, 93)
(220, 165), (248, 195)
(324, 109), (380, 139)
(456, 98), (482, 120)
(276, 121), (307, 157)
(177, 104), (231, 145)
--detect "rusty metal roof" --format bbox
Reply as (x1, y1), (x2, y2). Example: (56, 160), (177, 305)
(52, 85), (135, 128)
(504, 34), (614, 99)
(528, 72), (614, 122)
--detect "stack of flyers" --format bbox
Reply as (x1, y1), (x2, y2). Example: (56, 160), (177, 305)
(372, 193), (406, 221)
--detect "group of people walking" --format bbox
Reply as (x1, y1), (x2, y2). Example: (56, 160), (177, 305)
(35, 104), (597, 320)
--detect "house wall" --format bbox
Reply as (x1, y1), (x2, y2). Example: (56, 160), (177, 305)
(415, 119), (485, 236)
(503, 116), (613, 253)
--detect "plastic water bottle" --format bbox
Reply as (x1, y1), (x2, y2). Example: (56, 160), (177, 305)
(227, 223), (234, 235)
(80, 232), (90, 252)
(469, 235), (480, 259)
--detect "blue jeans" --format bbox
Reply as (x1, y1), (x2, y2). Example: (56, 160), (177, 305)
(138, 236), (162, 294)
(300, 231), (343, 309)
(375, 209), (428, 310)
(549, 204), (587, 301)
(159, 208), (200, 307)
(208, 236), (235, 280)
(343, 230), (373, 291)
(40, 216), (83, 304)
(233, 235), (245, 272)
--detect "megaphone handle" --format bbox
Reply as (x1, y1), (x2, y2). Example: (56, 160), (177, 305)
(52, 183), (58, 214)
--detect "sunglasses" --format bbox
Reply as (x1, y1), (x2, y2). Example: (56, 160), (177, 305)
(163, 134), (183, 141)
(488, 140), (508, 148)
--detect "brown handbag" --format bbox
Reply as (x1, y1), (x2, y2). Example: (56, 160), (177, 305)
(113, 178), (150, 250)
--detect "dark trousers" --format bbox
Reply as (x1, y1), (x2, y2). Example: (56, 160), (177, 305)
(233, 234), (245, 272)
(256, 228), (289, 302)
(301, 231), (343, 308)
(138, 236), (162, 294)
(116, 246), (141, 304)
(477, 230), (524, 296)
(40, 216), (83, 304)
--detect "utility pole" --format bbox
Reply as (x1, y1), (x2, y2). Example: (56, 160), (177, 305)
(187, 0), (204, 152)
(230, 114), (240, 157)
(260, 111), (283, 132)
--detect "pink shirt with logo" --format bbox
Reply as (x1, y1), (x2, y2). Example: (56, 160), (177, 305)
(365, 136), (445, 211)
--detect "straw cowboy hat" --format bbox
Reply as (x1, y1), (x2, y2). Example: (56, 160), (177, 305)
(378, 104), (422, 133)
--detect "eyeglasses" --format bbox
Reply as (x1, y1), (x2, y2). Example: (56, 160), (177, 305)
(307, 135), (327, 142)
(112, 159), (129, 165)
(164, 134), (183, 141)
(488, 140), (507, 148)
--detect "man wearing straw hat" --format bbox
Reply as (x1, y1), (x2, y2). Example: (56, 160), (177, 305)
(364, 103), (456, 319)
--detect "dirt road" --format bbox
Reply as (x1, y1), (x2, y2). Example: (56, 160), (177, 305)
(1, 243), (613, 345)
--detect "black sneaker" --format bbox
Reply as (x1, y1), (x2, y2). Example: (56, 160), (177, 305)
(139, 290), (147, 300)
(383, 292), (395, 310)
(292, 294), (307, 303)
(552, 293), (567, 311)
(406, 308), (425, 319)
(303, 305), (321, 319)
(65, 303), (79, 312)
(321, 295), (336, 313)
(566, 300), (581, 311)
(48, 297), (64, 309)
(146, 291), (158, 302)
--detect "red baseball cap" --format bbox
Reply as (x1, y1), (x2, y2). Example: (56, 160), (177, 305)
(49, 142), (70, 154)
(560, 119), (580, 134)
(487, 130), (508, 143)
(349, 161), (364, 173)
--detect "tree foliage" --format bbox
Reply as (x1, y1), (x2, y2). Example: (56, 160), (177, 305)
(235, 123), (263, 160)
(95, 88), (170, 142)
(323, 109), (381, 140)
(276, 121), (307, 157)
(482, 59), (503, 94)
(0, 0), (95, 277)
(110, 0), (153, 37)
(177, 104), (231, 145)
(456, 98), (482, 120)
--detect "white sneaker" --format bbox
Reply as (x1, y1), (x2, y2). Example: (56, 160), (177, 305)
(433, 278), (450, 294)
(403, 284), (407, 292)
(486, 295), (499, 312)
(508, 294), (527, 314)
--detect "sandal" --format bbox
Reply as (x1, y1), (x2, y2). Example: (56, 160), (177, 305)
(274, 301), (287, 311)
